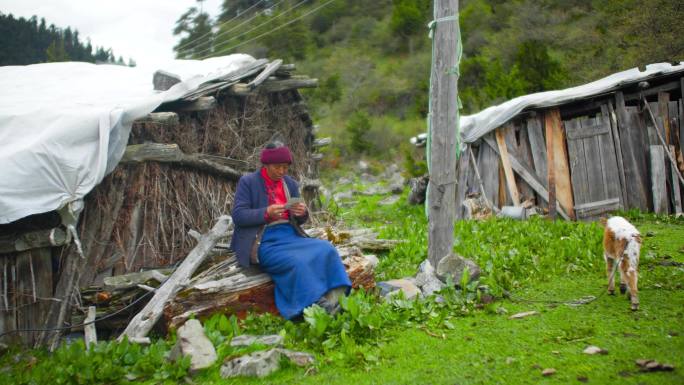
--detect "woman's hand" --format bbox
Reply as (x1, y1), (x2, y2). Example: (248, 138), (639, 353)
(289, 202), (308, 217)
(266, 204), (286, 218)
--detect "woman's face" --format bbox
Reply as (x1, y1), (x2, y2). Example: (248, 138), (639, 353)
(265, 163), (289, 181)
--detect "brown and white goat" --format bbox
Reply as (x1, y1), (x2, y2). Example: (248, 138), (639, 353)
(600, 216), (642, 311)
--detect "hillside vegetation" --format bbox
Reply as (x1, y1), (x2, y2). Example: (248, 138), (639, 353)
(175, 0), (683, 162)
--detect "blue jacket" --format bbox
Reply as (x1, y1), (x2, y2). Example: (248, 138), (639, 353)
(230, 170), (308, 267)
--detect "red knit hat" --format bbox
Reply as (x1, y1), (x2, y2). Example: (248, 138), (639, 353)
(260, 146), (292, 164)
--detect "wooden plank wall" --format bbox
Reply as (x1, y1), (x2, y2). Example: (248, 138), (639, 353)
(0, 248), (53, 345)
(458, 77), (683, 219)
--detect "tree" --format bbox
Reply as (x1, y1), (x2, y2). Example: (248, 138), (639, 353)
(346, 111), (372, 154)
(514, 40), (567, 93)
(173, 5), (214, 59)
(46, 38), (70, 62)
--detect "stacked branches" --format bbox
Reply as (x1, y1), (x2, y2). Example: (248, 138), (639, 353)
(73, 90), (314, 288)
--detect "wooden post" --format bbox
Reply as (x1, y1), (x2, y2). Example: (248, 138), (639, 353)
(545, 111), (557, 219)
(84, 306), (97, 350)
(427, 0), (459, 267)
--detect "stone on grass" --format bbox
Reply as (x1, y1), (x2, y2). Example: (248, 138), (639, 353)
(380, 279), (421, 300)
(435, 253), (481, 285)
(542, 368), (557, 376)
(230, 334), (284, 347)
(364, 254), (379, 268)
(221, 349), (281, 378)
(170, 319), (217, 372)
(333, 191), (353, 201)
(583, 345), (608, 355)
(220, 348), (314, 378)
(387, 173), (405, 194)
(276, 348), (315, 367)
(415, 259), (445, 296)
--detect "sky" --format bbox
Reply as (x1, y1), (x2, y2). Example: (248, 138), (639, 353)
(0, 0), (223, 68)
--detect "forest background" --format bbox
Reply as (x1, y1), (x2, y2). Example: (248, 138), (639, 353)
(3, 0), (683, 170)
(172, 0), (683, 171)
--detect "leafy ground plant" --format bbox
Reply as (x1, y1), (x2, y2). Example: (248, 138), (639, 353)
(2, 195), (683, 384)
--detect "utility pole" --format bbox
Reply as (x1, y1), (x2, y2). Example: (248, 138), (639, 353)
(428, 0), (459, 267)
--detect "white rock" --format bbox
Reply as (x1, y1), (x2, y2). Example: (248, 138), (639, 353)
(230, 334), (284, 347)
(170, 319), (217, 372)
(221, 349), (282, 378)
(583, 345), (608, 355)
(363, 254), (379, 268)
(383, 279), (421, 300)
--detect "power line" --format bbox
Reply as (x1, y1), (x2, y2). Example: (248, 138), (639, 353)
(187, 0), (312, 59)
(175, 0), (268, 55)
(202, 0), (337, 60)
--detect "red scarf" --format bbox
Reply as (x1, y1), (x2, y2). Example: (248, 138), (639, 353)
(260, 167), (289, 221)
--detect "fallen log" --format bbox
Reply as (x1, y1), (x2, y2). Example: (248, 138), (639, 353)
(119, 215), (233, 341)
(163, 253), (375, 330)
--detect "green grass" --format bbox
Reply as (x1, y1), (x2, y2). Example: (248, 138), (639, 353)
(3, 194), (683, 384)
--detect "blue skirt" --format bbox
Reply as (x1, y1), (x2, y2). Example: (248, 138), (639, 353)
(258, 224), (351, 319)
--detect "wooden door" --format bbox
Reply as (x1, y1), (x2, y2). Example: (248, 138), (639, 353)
(565, 111), (622, 219)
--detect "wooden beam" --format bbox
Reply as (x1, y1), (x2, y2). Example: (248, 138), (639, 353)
(175, 96), (217, 112)
(623, 79), (680, 103)
(0, 228), (67, 254)
(427, 0), (459, 267)
(134, 112), (179, 126)
(229, 77), (318, 96)
(119, 216), (233, 341)
(120, 143), (246, 180)
(545, 110), (557, 219)
(495, 128), (520, 206)
(483, 137), (570, 220)
(246, 59), (283, 89)
(574, 198), (620, 219)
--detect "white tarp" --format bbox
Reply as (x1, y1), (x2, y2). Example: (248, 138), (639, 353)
(460, 62), (684, 143)
(0, 54), (256, 224)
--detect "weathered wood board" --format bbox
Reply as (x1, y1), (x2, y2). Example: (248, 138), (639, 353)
(495, 128), (520, 206)
(0, 248), (52, 345)
(606, 104), (628, 209)
(545, 108), (574, 219)
(476, 138), (500, 207)
(649, 145), (668, 214)
(503, 123), (536, 203)
(615, 92), (650, 211)
(527, 115), (548, 190)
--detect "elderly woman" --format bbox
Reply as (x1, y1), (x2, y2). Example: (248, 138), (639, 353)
(230, 143), (351, 319)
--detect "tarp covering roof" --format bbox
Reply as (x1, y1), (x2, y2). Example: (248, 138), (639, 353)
(0, 54), (255, 224)
(460, 62), (684, 144)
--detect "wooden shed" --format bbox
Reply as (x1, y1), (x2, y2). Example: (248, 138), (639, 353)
(454, 66), (684, 220)
(0, 58), (326, 347)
